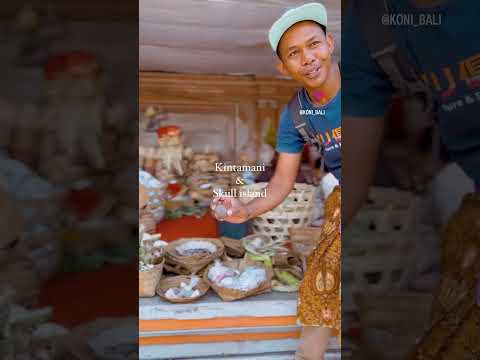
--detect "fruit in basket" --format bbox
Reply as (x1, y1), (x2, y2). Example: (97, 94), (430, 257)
(247, 253), (273, 269)
(242, 234), (289, 257)
(275, 269), (300, 287)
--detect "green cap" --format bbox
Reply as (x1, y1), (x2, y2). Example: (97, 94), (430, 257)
(268, 2), (328, 53)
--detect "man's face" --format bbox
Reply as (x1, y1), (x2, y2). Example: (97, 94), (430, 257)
(277, 21), (334, 90)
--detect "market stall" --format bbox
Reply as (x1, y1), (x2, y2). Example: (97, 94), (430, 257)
(138, 0), (342, 358)
(137, 73), (340, 358)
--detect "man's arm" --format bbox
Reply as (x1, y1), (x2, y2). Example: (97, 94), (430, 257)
(342, 115), (384, 225)
(246, 152), (302, 218)
(211, 152), (302, 223)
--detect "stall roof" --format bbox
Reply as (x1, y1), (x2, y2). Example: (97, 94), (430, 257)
(139, 0), (341, 75)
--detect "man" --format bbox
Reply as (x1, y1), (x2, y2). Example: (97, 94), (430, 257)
(342, 0), (480, 223)
(212, 3), (341, 359)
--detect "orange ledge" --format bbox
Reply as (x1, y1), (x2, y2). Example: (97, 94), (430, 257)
(140, 316), (298, 332)
(139, 331), (301, 345)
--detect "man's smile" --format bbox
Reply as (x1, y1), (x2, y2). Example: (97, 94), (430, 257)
(302, 65), (322, 79)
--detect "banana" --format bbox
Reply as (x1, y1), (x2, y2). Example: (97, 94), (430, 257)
(275, 269), (300, 287)
(247, 253), (272, 268)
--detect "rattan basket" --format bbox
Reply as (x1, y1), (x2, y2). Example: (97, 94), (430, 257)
(188, 153), (220, 173)
(139, 210), (156, 234)
(204, 258), (273, 301)
(139, 259), (164, 298)
(363, 187), (419, 230)
(165, 238), (224, 275)
(342, 188), (421, 312)
(289, 227), (322, 258)
(156, 275), (210, 304)
(343, 225), (419, 312)
(220, 237), (245, 258)
(241, 234), (289, 257)
(239, 183), (315, 242)
(139, 145), (159, 176)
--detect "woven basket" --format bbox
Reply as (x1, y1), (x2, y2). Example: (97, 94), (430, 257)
(272, 266), (303, 293)
(188, 153), (220, 173)
(343, 187), (420, 312)
(242, 234), (289, 257)
(146, 201), (165, 223)
(363, 187), (419, 230)
(366, 187), (418, 211)
(156, 275), (210, 304)
(139, 145), (158, 176)
(187, 173), (230, 204)
(289, 227), (322, 258)
(204, 258), (273, 301)
(343, 226), (419, 312)
(139, 184), (149, 210)
(189, 185), (214, 203)
(272, 252), (302, 269)
(239, 183), (315, 242)
(139, 259), (164, 298)
(140, 174), (167, 222)
(220, 237), (245, 258)
(165, 238), (224, 275)
(139, 210), (156, 234)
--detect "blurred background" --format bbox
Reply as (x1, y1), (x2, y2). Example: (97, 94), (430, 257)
(0, 1), (138, 359)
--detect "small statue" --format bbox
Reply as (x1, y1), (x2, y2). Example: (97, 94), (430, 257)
(40, 52), (106, 183)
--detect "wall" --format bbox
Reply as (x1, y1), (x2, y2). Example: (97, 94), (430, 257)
(139, 72), (300, 159)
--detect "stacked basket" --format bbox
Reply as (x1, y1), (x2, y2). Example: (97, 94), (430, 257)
(188, 152), (220, 173)
(239, 182), (316, 242)
(155, 237), (276, 303)
(139, 260), (164, 298)
(139, 171), (167, 234)
(164, 238), (224, 275)
(343, 187), (420, 312)
(139, 230), (166, 298)
(289, 227), (322, 258)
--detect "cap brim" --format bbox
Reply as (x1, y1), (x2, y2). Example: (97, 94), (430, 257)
(268, 3), (328, 53)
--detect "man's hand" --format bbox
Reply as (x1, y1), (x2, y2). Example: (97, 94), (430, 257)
(211, 152), (302, 223)
(210, 196), (249, 223)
